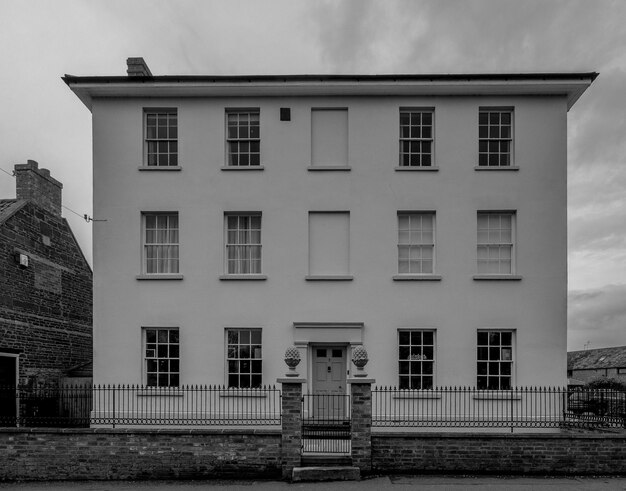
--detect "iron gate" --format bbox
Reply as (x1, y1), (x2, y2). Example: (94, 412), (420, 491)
(301, 393), (351, 454)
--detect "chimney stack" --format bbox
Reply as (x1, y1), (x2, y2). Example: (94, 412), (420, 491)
(126, 57), (152, 77)
(14, 160), (63, 216)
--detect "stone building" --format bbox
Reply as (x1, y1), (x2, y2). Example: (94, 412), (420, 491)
(64, 58), (594, 401)
(568, 346), (626, 383)
(0, 160), (92, 393)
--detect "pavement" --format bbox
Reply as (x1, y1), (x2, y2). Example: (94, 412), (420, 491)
(2, 476), (626, 490)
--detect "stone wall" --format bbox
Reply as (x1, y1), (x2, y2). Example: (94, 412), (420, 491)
(0, 199), (92, 387)
(0, 428), (281, 480)
(372, 432), (626, 475)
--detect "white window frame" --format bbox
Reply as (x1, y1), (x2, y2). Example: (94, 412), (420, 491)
(144, 108), (178, 167)
(226, 109), (260, 167)
(398, 212), (436, 275)
(477, 211), (516, 275)
(143, 327), (180, 387)
(142, 212), (179, 275)
(225, 328), (263, 388)
(478, 107), (513, 167)
(477, 330), (515, 390)
(224, 213), (262, 275)
(399, 108), (434, 167)
(398, 329), (436, 389)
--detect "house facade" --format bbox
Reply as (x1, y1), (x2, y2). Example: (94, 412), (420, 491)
(0, 160), (93, 394)
(65, 59), (595, 395)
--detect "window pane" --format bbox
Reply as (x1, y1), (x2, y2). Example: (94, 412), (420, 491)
(477, 347), (488, 360)
(477, 331), (488, 345)
(501, 332), (512, 345)
(410, 331), (422, 345)
(423, 331), (434, 345)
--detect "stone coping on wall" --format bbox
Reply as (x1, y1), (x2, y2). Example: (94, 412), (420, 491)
(372, 429), (626, 439)
(0, 427), (281, 436)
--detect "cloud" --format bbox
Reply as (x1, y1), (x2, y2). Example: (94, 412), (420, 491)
(310, 0), (626, 73)
(569, 284), (626, 350)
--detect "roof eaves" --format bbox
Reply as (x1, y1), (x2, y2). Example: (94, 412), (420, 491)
(63, 72), (598, 111)
(62, 72), (599, 84)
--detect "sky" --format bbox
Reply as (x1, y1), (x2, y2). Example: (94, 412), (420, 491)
(0, 0), (625, 351)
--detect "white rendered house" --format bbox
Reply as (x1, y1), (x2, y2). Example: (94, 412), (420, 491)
(65, 59), (596, 400)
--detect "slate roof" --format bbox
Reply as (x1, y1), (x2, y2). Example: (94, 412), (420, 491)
(65, 360), (93, 378)
(0, 199), (27, 224)
(568, 346), (626, 370)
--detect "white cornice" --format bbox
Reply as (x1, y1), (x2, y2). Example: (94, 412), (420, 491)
(65, 76), (596, 112)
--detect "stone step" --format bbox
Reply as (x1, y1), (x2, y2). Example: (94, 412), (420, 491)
(292, 466), (360, 482)
(301, 455), (353, 467)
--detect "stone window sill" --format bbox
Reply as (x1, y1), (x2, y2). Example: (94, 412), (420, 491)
(136, 274), (184, 281)
(219, 274), (267, 281)
(393, 275), (442, 281)
(138, 166), (182, 171)
(473, 275), (522, 281)
(395, 166), (439, 172)
(474, 166), (520, 171)
(221, 166), (265, 171)
(305, 275), (354, 281)
(307, 166), (352, 171)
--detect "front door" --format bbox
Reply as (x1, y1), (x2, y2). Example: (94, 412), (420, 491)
(0, 355), (17, 426)
(312, 346), (346, 418)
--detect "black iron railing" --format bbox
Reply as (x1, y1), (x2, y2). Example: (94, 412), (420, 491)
(372, 386), (626, 428)
(2, 385), (624, 430)
(0, 385), (281, 427)
(301, 393), (351, 454)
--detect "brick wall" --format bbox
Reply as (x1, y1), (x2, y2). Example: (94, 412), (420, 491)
(3, 428), (626, 480)
(351, 381), (373, 471)
(280, 381), (303, 479)
(0, 199), (92, 386)
(0, 428), (281, 480)
(372, 432), (626, 475)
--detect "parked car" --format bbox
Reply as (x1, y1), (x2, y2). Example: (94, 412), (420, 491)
(567, 389), (626, 417)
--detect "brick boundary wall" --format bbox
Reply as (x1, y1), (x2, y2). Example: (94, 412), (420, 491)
(372, 432), (626, 475)
(0, 428), (281, 481)
(4, 428), (626, 481)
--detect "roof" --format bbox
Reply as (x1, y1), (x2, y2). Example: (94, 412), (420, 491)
(568, 346), (626, 370)
(64, 360), (93, 378)
(0, 199), (27, 225)
(63, 72), (598, 112)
